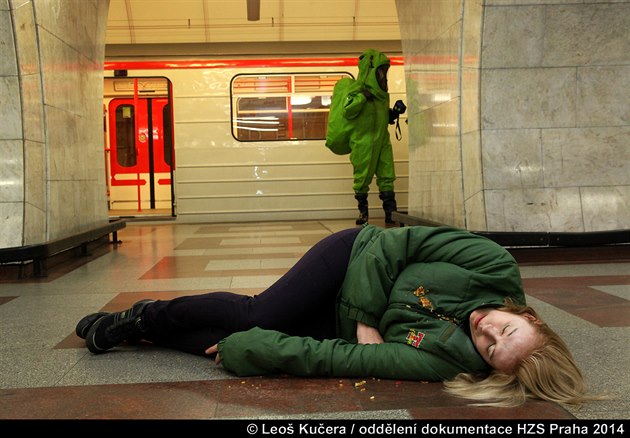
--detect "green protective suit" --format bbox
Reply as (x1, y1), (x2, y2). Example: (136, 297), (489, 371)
(344, 49), (396, 194)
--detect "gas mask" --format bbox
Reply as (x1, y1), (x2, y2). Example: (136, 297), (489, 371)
(376, 64), (389, 92)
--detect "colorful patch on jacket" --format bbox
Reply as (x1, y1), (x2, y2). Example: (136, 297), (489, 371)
(406, 329), (425, 348)
(412, 285), (460, 325)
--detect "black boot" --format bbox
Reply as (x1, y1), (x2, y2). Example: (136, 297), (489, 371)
(85, 299), (154, 354)
(75, 312), (109, 339)
(354, 193), (369, 225)
(379, 191), (397, 226)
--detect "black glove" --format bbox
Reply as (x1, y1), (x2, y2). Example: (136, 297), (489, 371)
(389, 100), (407, 124)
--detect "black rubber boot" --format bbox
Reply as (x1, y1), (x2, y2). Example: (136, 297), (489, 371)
(85, 299), (154, 354)
(379, 191), (397, 226)
(354, 193), (369, 225)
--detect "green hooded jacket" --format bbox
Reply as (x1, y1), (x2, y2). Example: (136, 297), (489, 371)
(217, 225), (525, 381)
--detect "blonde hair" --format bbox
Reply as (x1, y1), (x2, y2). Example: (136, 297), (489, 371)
(443, 301), (603, 407)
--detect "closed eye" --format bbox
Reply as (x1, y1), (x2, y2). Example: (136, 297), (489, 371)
(489, 325), (516, 359)
(508, 327), (518, 336)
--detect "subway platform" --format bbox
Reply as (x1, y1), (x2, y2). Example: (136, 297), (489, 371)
(0, 220), (628, 421)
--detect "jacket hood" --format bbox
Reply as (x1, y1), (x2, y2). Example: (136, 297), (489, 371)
(357, 48), (390, 99)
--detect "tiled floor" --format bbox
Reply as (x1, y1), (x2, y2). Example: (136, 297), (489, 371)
(0, 219), (628, 420)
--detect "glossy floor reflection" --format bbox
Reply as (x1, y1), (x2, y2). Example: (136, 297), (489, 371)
(0, 220), (628, 420)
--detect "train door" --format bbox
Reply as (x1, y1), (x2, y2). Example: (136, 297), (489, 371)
(104, 77), (175, 218)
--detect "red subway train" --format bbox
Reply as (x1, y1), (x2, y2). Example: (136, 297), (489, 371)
(103, 54), (408, 223)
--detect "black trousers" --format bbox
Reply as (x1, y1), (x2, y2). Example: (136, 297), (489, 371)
(142, 227), (362, 356)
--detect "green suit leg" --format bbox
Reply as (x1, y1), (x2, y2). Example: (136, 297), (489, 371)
(375, 142), (395, 193)
(350, 141), (381, 225)
(350, 144), (380, 194)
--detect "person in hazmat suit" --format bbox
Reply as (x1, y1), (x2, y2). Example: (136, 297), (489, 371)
(343, 48), (406, 225)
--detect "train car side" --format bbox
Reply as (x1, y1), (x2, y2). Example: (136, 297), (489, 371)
(103, 57), (408, 223)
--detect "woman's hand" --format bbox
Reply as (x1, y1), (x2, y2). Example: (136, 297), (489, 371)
(205, 344), (221, 365)
(356, 321), (384, 344)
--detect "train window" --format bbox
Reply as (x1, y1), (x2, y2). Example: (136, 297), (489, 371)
(231, 73), (351, 142)
(115, 104), (136, 167)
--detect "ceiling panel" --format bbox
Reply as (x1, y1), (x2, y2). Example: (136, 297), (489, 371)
(106, 0), (400, 45)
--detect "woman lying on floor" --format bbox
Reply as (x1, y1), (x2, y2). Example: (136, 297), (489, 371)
(77, 223), (597, 407)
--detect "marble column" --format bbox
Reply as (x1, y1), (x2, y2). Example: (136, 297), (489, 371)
(0, 0), (110, 248)
(397, 0), (630, 232)
(0, 0), (25, 247)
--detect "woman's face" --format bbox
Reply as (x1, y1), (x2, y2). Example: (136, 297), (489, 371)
(469, 307), (541, 373)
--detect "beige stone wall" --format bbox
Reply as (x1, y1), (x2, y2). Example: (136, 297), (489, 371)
(397, 0), (630, 232)
(481, 1), (630, 232)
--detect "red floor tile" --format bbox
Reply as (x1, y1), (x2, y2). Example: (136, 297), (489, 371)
(0, 377), (575, 420)
(523, 276), (630, 327)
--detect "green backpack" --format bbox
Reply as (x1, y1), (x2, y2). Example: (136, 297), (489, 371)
(325, 77), (356, 155)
